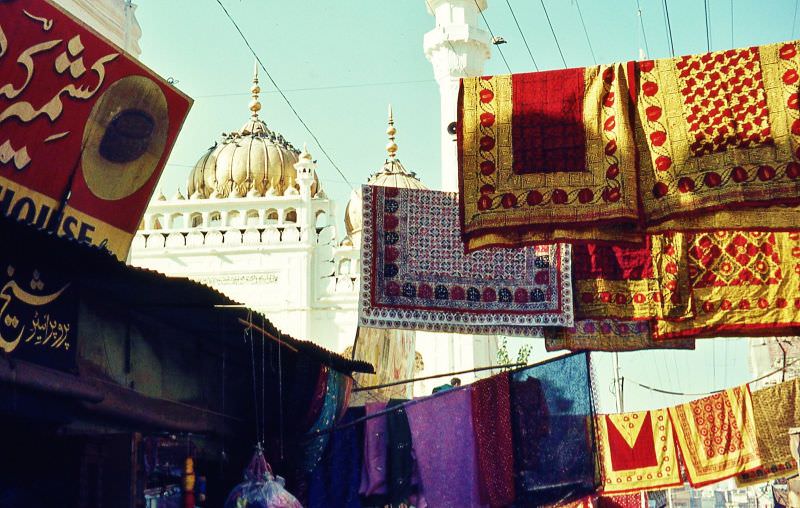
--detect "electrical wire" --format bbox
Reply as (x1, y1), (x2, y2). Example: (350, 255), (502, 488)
(504, 0), (539, 70)
(793, 0), (800, 38)
(662, 0), (675, 57)
(213, 0), (354, 191)
(540, 0), (567, 68)
(628, 357), (800, 398)
(474, 0), (513, 73)
(730, 0), (734, 47)
(194, 78), (436, 99)
(635, 0), (651, 58)
(575, 0), (597, 65)
(704, 0), (712, 52)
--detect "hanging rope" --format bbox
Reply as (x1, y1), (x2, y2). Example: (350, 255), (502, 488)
(474, 0), (513, 73)
(245, 311), (260, 444)
(661, 0), (676, 57)
(635, 0), (650, 58)
(704, 0), (712, 52)
(575, 0), (597, 65)
(627, 357), (800, 397)
(352, 361), (526, 392)
(540, 0), (568, 68)
(505, 0), (539, 70)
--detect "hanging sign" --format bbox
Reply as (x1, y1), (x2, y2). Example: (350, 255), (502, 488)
(0, 0), (192, 259)
(0, 258), (77, 372)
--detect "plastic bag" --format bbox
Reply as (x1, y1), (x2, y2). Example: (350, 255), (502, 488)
(224, 447), (302, 508)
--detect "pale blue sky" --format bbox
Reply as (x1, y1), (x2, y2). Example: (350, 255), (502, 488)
(135, 0), (795, 412)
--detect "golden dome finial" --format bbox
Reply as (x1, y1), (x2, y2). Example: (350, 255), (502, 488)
(249, 60), (261, 118)
(386, 104), (398, 159)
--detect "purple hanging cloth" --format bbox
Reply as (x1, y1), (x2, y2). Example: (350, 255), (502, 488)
(406, 388), (484, 508)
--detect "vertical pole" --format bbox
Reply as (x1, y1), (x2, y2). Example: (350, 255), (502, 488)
(612, 352), (624, 413)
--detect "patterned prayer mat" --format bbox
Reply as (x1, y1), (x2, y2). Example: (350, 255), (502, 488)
(736, 379), (800, 487)
(458, 41), (800, 251)
(544, 319), (695, 352)
(359, 185), (573, 335)
(596, 409), (682, 494)
(669, 386), (762, 487)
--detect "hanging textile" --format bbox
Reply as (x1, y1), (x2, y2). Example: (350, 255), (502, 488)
(407, 388), (483, 508)
(308, 407), (365, 508)
(386, 399), (418, 505)
(360, 185), (573, 335)
(669, 386), (762, 487)
(510, 354), (598, 506)
(458, 41), (800, 252)
(572, 235), (691, 322)
(471, 373), (516, 507)
(350, 327), (416, 406)
(302, 370), (351, 473)
(359, 402), (388, 498)
(637, 41), (800, 228)
(544, 319), (695, 352)
(596, 409), (681, 494)
(597, 492), (645, 508)
(736, 379), (800, 487)
(300, 366), (329, 432)
(653, 231), (800, 339)
(458, 64), (640, 252)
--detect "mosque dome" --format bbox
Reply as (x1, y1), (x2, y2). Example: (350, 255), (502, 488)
(186, 65), (319, 199)
(345, 105), (427, 242)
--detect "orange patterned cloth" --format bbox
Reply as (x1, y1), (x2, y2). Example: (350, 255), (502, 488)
(654, 231), (800, 339)
(638, 42), (800, 227)
(596, 409), (682, 494)
(544, 320), (694, 352)
(736, 380), (800, 487)
(458, 41), (800, 251)
(669, 386), (761, 487)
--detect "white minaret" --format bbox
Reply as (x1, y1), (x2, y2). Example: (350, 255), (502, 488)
(424, 0), (491, 191)
(53, 0), (143, 57)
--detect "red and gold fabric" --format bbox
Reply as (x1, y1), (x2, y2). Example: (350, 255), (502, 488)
(638, 41), (800, 227)
(669, 386), (762, 487)
(736, 379), (800, 487)
(458, 64), (639, 251)
(544, 319), (694, 352)
(0, 0), (191, 259)
(654, 231), (800, 339)
(574, 234), (691, 322)
(596, 409), (682, 494)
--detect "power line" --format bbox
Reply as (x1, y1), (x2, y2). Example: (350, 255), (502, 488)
(213, 0), (354, 191)
(661, 0), (676, 57)
(704, 0), (712, 52)
(635, 0), (650, 58)
(540, 0), (567, 68)
(575, 0), (597, 65)
(730, 0), (734, 47)
(504, 0), (539, 70)
(474, 0), (513, 73)
(194, 79), (435, 99)
(793, 0), (799, 38)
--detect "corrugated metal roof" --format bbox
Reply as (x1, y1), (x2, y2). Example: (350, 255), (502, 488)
(0, 216), (373, 375)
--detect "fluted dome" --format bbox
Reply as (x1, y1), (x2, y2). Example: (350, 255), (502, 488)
(345, 106), (426, 242)
(186, 66), (319, 199)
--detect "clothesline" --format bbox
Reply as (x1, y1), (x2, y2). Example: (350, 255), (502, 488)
(625, 357), (800, 397)
(351, 361), (527, 392)
(304, 352), (579, 440)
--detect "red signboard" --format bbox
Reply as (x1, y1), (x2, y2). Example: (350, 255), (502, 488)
(0, 0), (192, 258)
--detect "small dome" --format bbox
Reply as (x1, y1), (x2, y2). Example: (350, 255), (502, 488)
(345, 105), (427, 241)
(186, 65), (319, 199)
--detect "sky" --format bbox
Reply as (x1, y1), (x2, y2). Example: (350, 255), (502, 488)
(134, 0), (797, 412)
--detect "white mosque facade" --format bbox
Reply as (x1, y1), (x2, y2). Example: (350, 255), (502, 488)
(126, 0), (501, 394)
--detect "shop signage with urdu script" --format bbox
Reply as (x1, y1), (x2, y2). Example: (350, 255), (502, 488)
(0, 0), (192, 259)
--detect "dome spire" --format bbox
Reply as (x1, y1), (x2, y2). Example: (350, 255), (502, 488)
(249, 60), (262, 118)
(386, 104), (398, 160)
